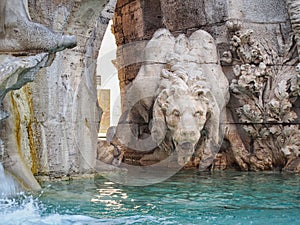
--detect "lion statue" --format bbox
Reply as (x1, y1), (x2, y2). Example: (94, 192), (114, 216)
(102, 28), (229, 171)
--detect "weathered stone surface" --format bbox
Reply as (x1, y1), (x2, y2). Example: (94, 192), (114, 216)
(113, 0), (163, 105)
(104, 28), (229, 172)
(0, 53), (52, 190)
(161, 0), (206, 31)
(1, 0), (117, 180)
(113, 0), (292, 87)
(112, 0), (300, 172)
(27, 0), (116, 176)
(284, 157), (300, 172)
(114, 0), (144, 45)
(0, 0), (76, 53)
(1, 0), (300, 184)
(0, 53), (50, 103)
(97, 140), (116, 164)
(224, 20), (300, 171)
(286, 0), (300, 62)
(227, 0), (288, 23)
(204, 0), (227, 24)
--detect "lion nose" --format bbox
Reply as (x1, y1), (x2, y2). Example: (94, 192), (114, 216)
(181, 130), (196, 137)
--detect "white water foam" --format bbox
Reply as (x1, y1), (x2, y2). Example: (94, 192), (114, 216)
(0, 163), (20, 198)
(0, 161), (98, 225)
(0, 195), (99, 225)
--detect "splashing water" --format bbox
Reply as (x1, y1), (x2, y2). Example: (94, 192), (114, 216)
(0, 163), (20, 198)
(0, 195), (97, 225)
(0, 139), (20, 198)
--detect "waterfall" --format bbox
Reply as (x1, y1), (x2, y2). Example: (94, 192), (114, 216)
(0, 163), (19, 198)
(0, 139), (4, 160)
(0, 140), (19, 198)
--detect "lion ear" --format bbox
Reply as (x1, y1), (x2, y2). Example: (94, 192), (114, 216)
(151, 91), (168, 145)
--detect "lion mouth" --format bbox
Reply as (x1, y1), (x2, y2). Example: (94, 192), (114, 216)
(178, 142), (193, 150)
(175, 142), (195, 166)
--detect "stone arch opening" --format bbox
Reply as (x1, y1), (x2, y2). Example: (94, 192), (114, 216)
(97, 20), (121, 137)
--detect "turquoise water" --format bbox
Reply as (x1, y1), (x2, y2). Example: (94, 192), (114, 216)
(0, 171), (300, 225)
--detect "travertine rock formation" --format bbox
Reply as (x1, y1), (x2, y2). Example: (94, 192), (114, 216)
(0, 53), (52, 190)
(0, 0), (117, 186)
(1, 0), (300, 187)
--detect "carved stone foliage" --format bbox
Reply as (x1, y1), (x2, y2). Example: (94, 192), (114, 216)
(223, 21), (300, 171)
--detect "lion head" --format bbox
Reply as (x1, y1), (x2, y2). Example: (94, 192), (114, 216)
(151, 64), (220, 165)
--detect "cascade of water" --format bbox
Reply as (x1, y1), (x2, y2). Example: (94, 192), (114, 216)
(0, 139), (4, 161)
(0, 138), (20, 198)
(0, 163), (19, 198)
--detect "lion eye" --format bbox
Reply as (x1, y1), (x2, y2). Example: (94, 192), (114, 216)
(194, 111), (203, 117)
(172, 110), (180, 117)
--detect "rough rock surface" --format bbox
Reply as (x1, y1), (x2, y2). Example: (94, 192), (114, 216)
(0, 0), (117, 181)
(0, 53), (51, 190)
(0, 53), (50, 119)
(0, 0), (76, 53)
(1, 0), (300, 182)
(105, 28), (229, 172)
(108, 0), (300, 172)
